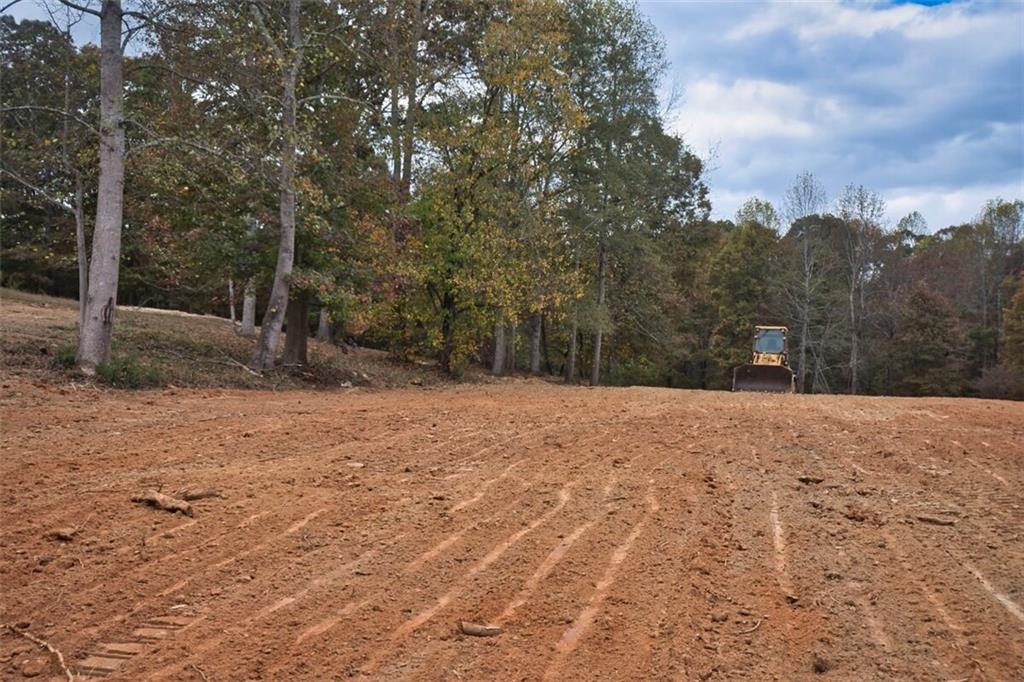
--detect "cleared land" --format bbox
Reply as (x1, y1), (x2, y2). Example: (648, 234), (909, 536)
(1, 375), (1022, 681)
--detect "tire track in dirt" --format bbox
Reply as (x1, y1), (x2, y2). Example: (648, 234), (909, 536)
(138, 419), (612, 680)
(260, 426), (657, 680)
(10, 420), (561, 639)
(542, 491), (659, 680)
(411, 442), (684, 681)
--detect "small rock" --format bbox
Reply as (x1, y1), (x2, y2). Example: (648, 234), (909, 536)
(346, 462), (365, 469)
(811, 653), (832, 674)
(711, 611), (729, 623)
(798, 475), (824, 484)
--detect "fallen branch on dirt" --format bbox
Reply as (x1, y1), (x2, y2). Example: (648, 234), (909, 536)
(131, 490), (193, 516)
(2, 623), (74, 682)
(458, 621), (502, 637)
(189, 663), (210, 681)
(732, 619), (762, 635)
(174, 488), (222, 501)
(916, 515), (956, 527)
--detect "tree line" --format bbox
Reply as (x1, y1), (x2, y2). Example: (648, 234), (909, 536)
(2, 0), (1022, 398)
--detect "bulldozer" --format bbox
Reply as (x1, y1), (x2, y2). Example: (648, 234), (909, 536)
(732, 325), (796, 393)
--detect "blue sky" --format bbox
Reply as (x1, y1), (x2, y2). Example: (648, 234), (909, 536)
(638, 0), (1024, 230)
(8, 0), (1023, 231)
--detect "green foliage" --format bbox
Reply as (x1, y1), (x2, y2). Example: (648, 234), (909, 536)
(96, 353), (161, 389)
(1003, 275), (1024, 371)
(887, 287), (968, 396)
(707, 223), (779, 388)
(53, 344), (77, 370)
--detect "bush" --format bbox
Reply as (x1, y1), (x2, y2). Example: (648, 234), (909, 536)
(96, 353), (161, 389)
(53, 344), (77, 370)
(975, 365), (1024, 401)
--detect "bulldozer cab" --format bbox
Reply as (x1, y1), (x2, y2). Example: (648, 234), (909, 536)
(732, 325), (796, 393)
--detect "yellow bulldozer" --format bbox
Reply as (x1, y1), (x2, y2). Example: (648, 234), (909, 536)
(732, 325), (796, 393)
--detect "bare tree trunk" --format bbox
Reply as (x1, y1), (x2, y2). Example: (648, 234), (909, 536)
(76, 0), (124, 371)
(241, 278), (256, 337)
(60, 34), (89, 332)
(282, 291), (309, 366)
(797, 316), (808, 393)
(400, 0), (422, 195)
(529, 313), (542, 374)
(566, 304), (578, 383)
(491, 320), (506, 375)
(228, 277), (237, 324)
(848, 287), (858, 395)
(387, 0), (402, 188)
(252, 0), (303, 370)
(316, 307), (332, 342)
(591, 244), (607, 386)
(74, 173), (88, 330)
(507, 322), (517, 373)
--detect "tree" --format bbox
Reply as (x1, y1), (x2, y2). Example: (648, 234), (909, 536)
(779, 172), (827, 391)
(1003, 275), (1024, 371)
(886, 287), (968, 396)
(1, 14), (96, 324)
(248, 0), (306, 370)
(836, 184), (887, 394)
(707, 221), (778, 388)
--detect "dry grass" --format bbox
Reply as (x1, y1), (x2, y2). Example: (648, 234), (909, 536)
(0, 288), (450, 390)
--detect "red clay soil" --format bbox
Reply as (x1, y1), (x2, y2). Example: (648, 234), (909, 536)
(1, 378), (1022, 681)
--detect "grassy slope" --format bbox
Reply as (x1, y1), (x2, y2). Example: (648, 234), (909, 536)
(0, 288), (450, 390)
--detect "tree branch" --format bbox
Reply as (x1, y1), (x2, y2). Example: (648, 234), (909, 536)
(0, 167), (75, 213)
(248, 1), (284, 66)
(53, 0), (101, 18)
(1, 105), (99, 136)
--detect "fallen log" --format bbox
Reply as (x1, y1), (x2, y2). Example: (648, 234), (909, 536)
(131, 491), (193, 516)
(458, 621), (502, 637)
(174, 488), (222, 501)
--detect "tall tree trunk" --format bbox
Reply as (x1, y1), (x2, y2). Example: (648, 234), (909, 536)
(439, 292), (455, 374)
(529, 313), (542, 374)
(491, 320), (506, 375)
(241, 278), (256, 337)
(228, 277), (237, 324)
(541, 315), (553, 375)
(507, 322), (517, 373)
(400, 0), (422, 195)
(566, 303), (578, 383)
(387, 0), (402, 188)
(76, 0), (124, 371)
(590, 244), (607, 386)
(282, 290), (310, 366)
(316, 307), (332, 342)
(74, 173), (88, 331)
(61, 35), (89, 333)
(797, 316), (808, 393)
(848, 286), (858, 395)
(252, 0), (303, 370)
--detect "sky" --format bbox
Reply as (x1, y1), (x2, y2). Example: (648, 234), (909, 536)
(638, 0), (1024, 230)
(8, 0), (1024, 232)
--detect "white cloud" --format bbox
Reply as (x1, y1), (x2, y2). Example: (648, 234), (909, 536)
(646, 0), (1024, 231)
(886, 179), (1024, 230)
(728, 0), (1014, 44)
(671, 77), (842, 149)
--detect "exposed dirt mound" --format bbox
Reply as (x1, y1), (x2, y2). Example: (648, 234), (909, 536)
(1, 380), (1021, 680)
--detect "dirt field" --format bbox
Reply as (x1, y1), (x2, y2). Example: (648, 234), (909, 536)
(1, 379), (1022, 681)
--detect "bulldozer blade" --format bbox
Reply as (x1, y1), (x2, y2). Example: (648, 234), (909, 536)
(732, 364), (795, 393)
